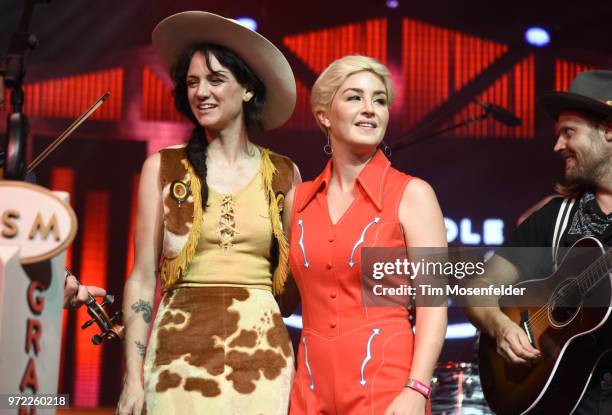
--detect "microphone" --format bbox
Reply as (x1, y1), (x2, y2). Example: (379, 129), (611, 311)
(0, 63), (4, 111)
(473, 99), (521, 127)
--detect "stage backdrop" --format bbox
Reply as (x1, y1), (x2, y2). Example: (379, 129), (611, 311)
(2, 8), (611, 407)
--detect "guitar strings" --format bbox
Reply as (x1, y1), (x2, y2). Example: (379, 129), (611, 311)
(528, 260), (606, 327)
(525, 248), (612, 329)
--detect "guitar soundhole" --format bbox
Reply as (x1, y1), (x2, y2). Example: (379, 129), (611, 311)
(549, 279), (582, 326)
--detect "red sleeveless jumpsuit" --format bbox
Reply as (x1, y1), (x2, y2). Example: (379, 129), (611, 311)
(289, 150), (423, 415)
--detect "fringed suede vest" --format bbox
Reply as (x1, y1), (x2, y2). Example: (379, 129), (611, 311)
(158, 146), (294, 295)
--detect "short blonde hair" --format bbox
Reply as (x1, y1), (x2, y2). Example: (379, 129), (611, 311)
(310, 55), (396, 133)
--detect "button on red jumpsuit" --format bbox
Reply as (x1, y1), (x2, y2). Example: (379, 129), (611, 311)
(289, 151), (426, 415)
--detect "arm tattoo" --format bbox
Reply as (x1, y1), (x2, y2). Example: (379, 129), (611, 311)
(135, 341), (146, 358)
(131, 299), (152, 323)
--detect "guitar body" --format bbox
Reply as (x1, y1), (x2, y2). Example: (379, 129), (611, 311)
(479, 237), (612, 414)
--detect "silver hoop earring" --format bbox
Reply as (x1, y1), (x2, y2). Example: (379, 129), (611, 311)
(382, 141), (392, 157)
(323, 135), (333, 155)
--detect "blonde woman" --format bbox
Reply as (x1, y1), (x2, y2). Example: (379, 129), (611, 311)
(284, 55), (447, 415)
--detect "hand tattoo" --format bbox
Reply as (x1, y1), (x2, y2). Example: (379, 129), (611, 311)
(131, 299), (152, 323)
(135, 340), (146, 358)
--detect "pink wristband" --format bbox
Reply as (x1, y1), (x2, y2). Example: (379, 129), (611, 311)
(405, 378), (431, 399)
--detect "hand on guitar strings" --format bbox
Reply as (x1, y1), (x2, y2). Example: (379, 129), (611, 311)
(494, 314), (542, 365)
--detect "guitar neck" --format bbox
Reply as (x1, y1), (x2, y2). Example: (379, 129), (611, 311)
(577, 247), (612, 295)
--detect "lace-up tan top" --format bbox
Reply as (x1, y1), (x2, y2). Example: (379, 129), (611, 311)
(176, 164), (275, 291)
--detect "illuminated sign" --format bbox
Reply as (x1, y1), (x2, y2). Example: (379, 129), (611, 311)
(0, 181), (77, 264)
(445, 217), (504, 245)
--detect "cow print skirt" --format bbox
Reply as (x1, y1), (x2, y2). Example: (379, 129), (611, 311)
(143, 286), (294, 414)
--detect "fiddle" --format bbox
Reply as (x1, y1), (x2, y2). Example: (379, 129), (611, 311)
(81, 292), (125, 345)
(67, 269), (124, 345)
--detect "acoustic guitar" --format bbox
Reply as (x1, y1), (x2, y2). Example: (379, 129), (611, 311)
(479, 236), (612, 414)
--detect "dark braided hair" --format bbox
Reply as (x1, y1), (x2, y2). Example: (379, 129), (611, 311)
(171, 43), (266, 209)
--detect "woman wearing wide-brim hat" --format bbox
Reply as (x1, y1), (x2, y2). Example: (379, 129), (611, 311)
(117, 11), (301, 415)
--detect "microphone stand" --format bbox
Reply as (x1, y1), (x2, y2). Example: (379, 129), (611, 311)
(390, 109), (493, 153)
(1, 0), (50, 180)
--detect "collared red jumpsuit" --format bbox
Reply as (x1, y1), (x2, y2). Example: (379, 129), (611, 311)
(289, 151), (428, 415)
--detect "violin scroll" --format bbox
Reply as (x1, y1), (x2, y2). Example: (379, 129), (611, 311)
(81, 292), (124, 345)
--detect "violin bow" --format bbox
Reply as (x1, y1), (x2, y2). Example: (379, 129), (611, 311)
(27, 91), (110, 173)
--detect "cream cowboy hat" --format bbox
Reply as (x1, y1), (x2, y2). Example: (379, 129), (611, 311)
(152, 11), (296, 131)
